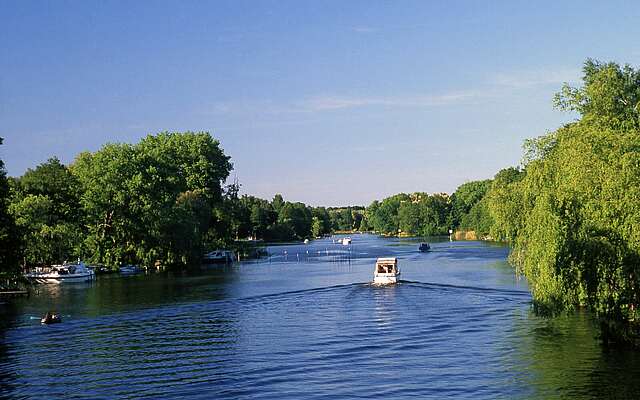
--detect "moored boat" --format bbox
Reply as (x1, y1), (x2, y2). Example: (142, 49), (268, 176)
(202, 250), (236, 264)
(119, 265), (143, 275)
(342, 237), (352, 246)
(373, 257), (400, 284)
(25, 260), (95, 284)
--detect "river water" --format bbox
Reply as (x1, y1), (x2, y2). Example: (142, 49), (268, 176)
(1, 234), (639, 399)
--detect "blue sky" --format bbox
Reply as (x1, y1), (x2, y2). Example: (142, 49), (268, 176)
(2, 1), (640, 206)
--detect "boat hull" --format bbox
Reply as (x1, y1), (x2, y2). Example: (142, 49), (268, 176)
(26, 273), (95, 284)
(373, 273), (399, 285)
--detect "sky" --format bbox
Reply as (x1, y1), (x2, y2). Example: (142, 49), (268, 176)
(2, 1), (640, 206)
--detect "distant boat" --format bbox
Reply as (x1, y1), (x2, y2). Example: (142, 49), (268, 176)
(119, 265), (143, 275)
(202, 250), (236, 264)
(342, 237), (352, 246)
(25, 260), (95, 284)
(373, 257), (400, 285)
(419, 243), (431, 252)
(304, 239), (309, 244)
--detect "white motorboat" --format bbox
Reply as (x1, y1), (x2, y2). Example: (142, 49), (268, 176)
(202, 250), (236, 264)
(342, 237), (352, 246)
(119, 264), (143, 275)
(25, 260), (95, 284)
(373, 257), (400, 285)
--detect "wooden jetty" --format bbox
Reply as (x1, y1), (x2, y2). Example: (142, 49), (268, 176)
(0, 290), (29, 298)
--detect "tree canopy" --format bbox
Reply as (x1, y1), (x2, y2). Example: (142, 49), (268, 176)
(0, 137), (21, 283)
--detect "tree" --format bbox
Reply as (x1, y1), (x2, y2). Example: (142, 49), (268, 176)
(10, 158), (82, 266)
(272, 194), (284, 213)
(450, 180), (492, 228)
(278, 202), (312, 239)
(72, 132), (232, 268)
(366, 193), (409, 234)
(0, 137), (21, 282)
(311, 216), (322, 238)
(499, 60), (640, 345)
(486, 167), (526, 243)
(554, 59), (640, 130)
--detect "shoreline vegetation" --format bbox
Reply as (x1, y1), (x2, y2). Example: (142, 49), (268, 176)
(1, 59), (640, 346)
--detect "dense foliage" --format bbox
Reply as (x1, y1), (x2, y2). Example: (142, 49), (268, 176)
(6, 132), (232, 269)
(364, 192), (451, 236)
(0, 138), (21, 286)
(499, 60), (640, 345)
(456, 60), (640, 345)
(71, 132), (233, 267)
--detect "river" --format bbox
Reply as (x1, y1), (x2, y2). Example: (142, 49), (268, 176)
(1, 234), (639, 399)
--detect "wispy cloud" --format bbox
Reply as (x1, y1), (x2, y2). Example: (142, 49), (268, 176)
(351, 26), (376, 34)
(303, 91), (480, 111)
(491, 67), (581, 89)
(201, 66), (580, 117)
(201, 90), (481, 116)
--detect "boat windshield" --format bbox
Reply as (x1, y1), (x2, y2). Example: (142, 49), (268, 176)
(376, 263), (395, 273)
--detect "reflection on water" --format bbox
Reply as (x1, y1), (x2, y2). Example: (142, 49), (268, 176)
(1, 234), (639, 399)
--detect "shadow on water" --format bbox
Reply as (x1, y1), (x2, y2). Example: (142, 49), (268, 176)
(0, 303), (20, 399)
(507, 310), (640, 399)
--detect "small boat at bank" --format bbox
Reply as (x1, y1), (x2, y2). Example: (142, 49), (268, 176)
(24, 260), (95, 284)
(342, 237), (352, 246)
(202, 250), (236, 264)
(87, 264), (115, 275)
(41, 311), (62, 324)
(119, 265), (143, 275)
(419, 243), (431, 252)
(373, 257), (400, 285)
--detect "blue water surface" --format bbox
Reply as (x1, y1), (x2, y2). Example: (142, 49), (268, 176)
(1, 234), (639, 399)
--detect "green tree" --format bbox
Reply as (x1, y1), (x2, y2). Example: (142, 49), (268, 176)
(500, 60), (640, 345)
(487, 167), (526, 242)
(272, 194), (284, 213)
(0, 138), (21, 283)
(72, 132), (232, 268)
(366, 193), (409, 234)
(554, 59), (640, 130)
(450, 180), (492, 228)
(311, 216), (322, 238)
(10, 158), (82, 265)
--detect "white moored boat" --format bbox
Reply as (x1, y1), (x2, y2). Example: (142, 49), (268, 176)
(25, 260), (95, 284)
(202, 250), (236, 264)
(342, 237), (352, 246)
(373, 257), (400, 285)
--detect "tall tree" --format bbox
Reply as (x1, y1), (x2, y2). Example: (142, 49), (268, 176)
(0, 138), (21, 281)
(10, 158), (81, 265)
(72, 132), (232, 267)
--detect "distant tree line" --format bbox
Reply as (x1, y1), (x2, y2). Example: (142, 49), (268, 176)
(225, 196), (366, 241)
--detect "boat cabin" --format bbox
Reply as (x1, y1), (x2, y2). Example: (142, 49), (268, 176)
(373, 257), (400, 284)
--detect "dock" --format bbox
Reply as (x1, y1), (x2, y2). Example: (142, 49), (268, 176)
(0, 290), (29, 298)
